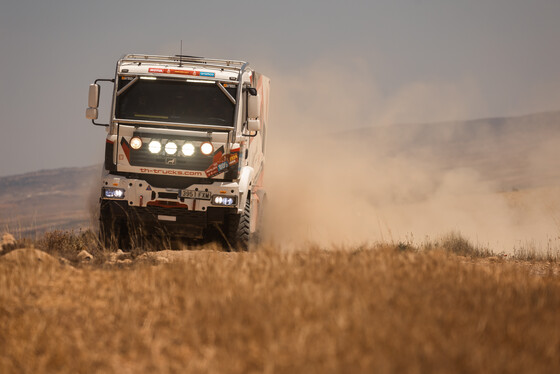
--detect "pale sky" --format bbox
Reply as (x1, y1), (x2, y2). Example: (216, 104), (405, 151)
(1, 0), (559, 176)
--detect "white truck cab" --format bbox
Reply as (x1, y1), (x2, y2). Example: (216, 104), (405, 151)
(86, 54), (269, 250)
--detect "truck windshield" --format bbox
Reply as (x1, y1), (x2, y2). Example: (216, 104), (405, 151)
(115, 77), (236, 126)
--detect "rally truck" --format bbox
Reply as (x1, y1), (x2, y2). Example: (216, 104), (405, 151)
(86, 54), (269, 250)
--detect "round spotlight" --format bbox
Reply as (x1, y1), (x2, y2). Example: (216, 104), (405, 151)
(130, 137), (143, 150)
(165, 142), (177, 155)
(148, 141), (161, 154)
(200, 141), (214, 155)
(182, 143), (195, 156)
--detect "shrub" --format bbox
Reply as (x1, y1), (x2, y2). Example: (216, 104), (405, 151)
(37, 230), (100, 263)
(440, 232), (492, 257)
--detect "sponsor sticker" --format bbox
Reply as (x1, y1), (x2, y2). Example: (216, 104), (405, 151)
(205, 152), (239, 178)
(139, 168), (204, 177)
(147, 68), (215, 77)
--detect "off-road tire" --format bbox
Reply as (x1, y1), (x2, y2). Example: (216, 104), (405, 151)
(99, 215), (130, 251)
(99, 215), (113, 249)
(236, 197), (251, 251)
(223, 197), (251, 251)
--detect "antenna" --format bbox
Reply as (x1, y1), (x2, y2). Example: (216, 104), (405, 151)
(179, 40), (183, 67)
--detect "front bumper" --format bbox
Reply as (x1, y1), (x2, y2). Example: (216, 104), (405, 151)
(101, 174), (240, 212)
(100, 174), (240, 237)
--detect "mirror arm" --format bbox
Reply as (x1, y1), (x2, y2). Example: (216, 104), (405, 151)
(92, 119), (109, 127)
(90, 78), (115, 127)
(241, 121), (259, 137)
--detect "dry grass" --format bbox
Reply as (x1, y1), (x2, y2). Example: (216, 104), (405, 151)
(1, 243), (559, 373)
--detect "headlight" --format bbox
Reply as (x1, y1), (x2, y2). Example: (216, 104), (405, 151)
(149, 140), (161, 154)
(211, 195), (237, 206)
(182, 143), (195, 156)
(200, 141), (214, 155)
(103, 188), (125, 199)
(130, 136), (143, 150)
(165, 142), (177, 155)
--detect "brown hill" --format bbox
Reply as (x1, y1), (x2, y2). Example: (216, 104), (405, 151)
(0, 165), (100, 237)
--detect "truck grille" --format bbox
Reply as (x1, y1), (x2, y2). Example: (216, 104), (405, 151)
(128, 133), (216, 171)
(158, 192), (179, 199)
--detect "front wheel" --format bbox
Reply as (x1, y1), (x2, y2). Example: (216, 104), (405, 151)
(223, 196), (251, 251)
(236, 197), (252, 251)
(222, 192), (266, 251)
(99, 214), (130, 251)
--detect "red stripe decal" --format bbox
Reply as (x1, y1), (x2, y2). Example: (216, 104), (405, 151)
(120, 138), (131, 163)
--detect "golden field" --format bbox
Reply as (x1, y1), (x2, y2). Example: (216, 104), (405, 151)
(1, 236), (559, 373)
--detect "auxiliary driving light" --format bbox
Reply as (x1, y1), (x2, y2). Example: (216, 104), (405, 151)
(211, 195), (237, 206)
(103, 188), (125, 199)
(149, 140), (161, 154)
(165, 142), (178, 155)
(130, 136), (143, 150)
(200, 141), (214, 155)
(182, 143), (195, 156)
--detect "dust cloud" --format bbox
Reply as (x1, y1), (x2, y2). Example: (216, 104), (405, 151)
(263, 60), (560, 253)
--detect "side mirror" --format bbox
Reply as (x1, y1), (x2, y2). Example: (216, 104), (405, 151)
(247, 93), (261, 120)
(86, 84), (100, 120)
(86, 107), (99, 120)
(247, 119), (261, 132)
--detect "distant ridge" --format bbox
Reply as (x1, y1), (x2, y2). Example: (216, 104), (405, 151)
(340, 110), (560, 149)
(0, 165), (100, 189)
(336, 110), (560, 190)
(396, 110), (560, 128)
